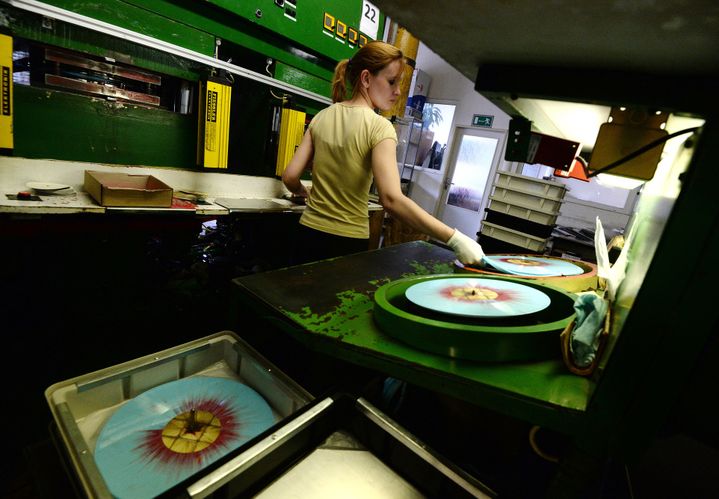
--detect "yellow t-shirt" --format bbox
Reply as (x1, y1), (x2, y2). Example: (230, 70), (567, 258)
(300, 102), (397, 238)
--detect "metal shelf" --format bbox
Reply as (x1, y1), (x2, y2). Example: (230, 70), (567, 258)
(394, 116), (424, 195)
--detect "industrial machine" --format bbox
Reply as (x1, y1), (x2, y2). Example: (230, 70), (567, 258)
(2, 0), (386, 173)
(5, 0), (718, 497)
(370, 0), (719, 496)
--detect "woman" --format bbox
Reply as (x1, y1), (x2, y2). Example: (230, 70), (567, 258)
(282, 40), (484, 265)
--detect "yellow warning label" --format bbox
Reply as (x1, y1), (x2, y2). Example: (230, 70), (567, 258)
(0, 33), (13, 150)
(275, 107), (306, 176)
(205, 89), (218, 152)
(198, 80), (231, 168)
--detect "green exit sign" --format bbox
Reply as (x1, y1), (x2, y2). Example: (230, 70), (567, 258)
(472, 114), (494, 127)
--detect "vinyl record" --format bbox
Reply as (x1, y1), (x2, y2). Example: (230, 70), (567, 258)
(405, 277), (551, 318)
(94, 376), (275, 499)
(483, 255), (584, 277)
(25, 181), (72, 193)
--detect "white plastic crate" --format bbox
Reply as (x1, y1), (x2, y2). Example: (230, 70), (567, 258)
(480, 221), (549, 252)
(495, 171), (567, 200)
(45, 332), (313, 499)
(488, 196), (560, 226)
(491, 185), (564, 214)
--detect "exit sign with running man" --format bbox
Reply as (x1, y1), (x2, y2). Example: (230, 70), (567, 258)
(472, 114), (494, 127)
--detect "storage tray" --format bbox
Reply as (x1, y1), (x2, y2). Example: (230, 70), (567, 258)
(487, 196), (560, 226)
(484, 208), (555, 238)
(494, 171), (567, 200)
(478, 234), (544, 255)
(480, 221), (549, 252)
(45, 331), (313, 499)
(490, 186), (564, 213)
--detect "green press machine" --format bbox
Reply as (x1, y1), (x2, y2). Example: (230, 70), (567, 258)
(3, 0), (382, 171)
(3, 0), (718, 497)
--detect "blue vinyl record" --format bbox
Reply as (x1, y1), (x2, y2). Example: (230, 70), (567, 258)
(405, 277), (551, 318)
(483, 255), (584, 277)
(94, 376), (275, 499)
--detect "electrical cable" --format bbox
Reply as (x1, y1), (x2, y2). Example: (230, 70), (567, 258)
(528, 425), (560, 463)
(224, 58), (235, 85)
(587, 126), (700, 178)
(266, 59), (287, 102)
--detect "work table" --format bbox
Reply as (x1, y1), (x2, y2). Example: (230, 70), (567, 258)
(0, 156), (383, 216)
(0, 191), (305, 216)
(233, 241), (594, 435)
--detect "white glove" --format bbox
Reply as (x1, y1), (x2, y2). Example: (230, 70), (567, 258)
(447, 229), (485, 265)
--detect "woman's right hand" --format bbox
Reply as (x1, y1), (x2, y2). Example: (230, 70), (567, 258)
(447, 229), (485, 265)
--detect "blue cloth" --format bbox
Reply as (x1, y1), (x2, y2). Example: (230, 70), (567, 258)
(571, 294), (608, 368)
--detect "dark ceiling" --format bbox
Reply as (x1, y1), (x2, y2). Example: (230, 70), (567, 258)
(373, 0), (718, 114)
(374, 0), (719, 79)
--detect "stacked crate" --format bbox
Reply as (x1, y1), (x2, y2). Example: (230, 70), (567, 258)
(479, 171), (567, 254)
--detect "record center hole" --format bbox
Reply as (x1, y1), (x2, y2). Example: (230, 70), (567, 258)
(451, 287), (498, 301)
(162, 409), (222, 453)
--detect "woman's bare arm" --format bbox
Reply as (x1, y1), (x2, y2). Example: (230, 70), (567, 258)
(282, 130), (314, 197)
(371, 138), (454, 243)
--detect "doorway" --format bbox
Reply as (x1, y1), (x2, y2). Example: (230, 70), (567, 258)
(436, 126), (507, 239)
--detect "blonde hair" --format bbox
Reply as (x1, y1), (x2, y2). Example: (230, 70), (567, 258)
(331, 41), (405, 103)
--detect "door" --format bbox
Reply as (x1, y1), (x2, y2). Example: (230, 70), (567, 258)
(436, 126), (507, 239)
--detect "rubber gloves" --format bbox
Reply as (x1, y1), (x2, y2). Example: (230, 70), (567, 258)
(447, 229), (485, 265)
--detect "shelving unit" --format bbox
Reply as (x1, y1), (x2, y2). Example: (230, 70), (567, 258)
(479, 171), (568, 253)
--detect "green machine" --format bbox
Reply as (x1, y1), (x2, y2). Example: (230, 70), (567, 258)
(2, 0), (386, 171)
(204, 0), (385, 62)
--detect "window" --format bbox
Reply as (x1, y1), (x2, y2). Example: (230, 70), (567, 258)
(420, 102), (456, 170)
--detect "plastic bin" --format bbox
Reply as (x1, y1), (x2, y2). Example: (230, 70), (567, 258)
(484, 208), (555, 238)
(487, 196), (560, 226)
(494, 171), (567, 200)
(490, 185), (564, 213)
(480, 221), (549, 252)
(45, 331), (312, 499)
(477, 234), (544, 255)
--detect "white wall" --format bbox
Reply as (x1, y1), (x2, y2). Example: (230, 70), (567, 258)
(407, 42), (511, 216)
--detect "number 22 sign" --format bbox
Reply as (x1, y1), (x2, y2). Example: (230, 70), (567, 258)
(359, 1), (380, 40)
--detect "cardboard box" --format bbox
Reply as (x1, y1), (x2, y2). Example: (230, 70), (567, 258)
(84, 170), (173, 207)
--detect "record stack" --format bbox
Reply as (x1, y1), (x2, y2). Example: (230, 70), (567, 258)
(478, 171), (567, 254)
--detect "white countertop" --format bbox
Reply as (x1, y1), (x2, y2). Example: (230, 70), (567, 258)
(0, 157), (383, 216)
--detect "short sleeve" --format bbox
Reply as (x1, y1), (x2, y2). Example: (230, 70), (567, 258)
(307, 109), (322, 134)
(370, 115), (397, 149)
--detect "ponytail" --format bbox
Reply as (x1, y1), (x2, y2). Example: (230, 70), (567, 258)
(331, 59), (350, 103)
